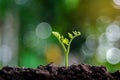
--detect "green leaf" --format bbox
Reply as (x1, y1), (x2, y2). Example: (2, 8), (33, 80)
(68, 32), (73, 38)
(73, 31), (81, 36)
(52, 32), (61, 39)
(62, 38), (69, 45)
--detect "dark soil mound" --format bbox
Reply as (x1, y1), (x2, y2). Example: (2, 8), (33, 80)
(0, 63), (119, 80)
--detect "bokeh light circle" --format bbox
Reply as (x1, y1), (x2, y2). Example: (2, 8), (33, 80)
(106, 48), (120, 64)
(35, 22), (52, 39)
(23, 31), (47, 52)
(45, 44), (62, 64)
(105, 24), (120, 42)
(85, 35), (98, 51)
(113, 0), (120, 6)
(96, 16), (111, 24)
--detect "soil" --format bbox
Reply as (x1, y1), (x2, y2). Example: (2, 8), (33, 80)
(0, 63), (119, 80)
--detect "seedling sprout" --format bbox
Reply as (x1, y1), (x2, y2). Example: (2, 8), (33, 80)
(52, 31), (81, 67)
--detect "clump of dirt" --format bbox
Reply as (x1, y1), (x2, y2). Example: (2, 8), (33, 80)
(0, 63), (119, 80)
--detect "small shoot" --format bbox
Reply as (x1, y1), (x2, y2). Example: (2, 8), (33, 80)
(52, 31), (81, 67)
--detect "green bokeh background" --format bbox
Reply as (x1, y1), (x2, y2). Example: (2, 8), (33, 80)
(0, 0), (120, 72)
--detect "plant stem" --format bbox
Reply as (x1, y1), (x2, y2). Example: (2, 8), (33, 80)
(65, 52), (69, 67)
(57, 38), (67, 53)
(65, 36), (75, 67)
(58, 38), (68, 67)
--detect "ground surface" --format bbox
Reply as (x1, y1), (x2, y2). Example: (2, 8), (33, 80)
(0, 63), (119, 80)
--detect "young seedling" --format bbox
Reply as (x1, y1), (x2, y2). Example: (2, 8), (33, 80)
(52, 31), (81, 67)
